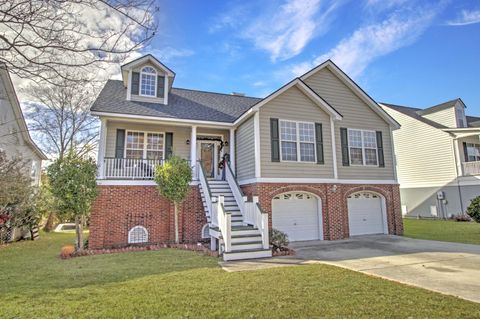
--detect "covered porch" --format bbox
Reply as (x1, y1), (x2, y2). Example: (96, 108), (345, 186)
(447, 128), (480, 176)
(96, 118), (236, 181)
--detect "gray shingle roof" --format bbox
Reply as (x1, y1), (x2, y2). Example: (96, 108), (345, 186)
(467, 115), (480, 127)
(381, 103), (448, 129)
(91, 80), (262, 123)
(416, 98), (460, 115)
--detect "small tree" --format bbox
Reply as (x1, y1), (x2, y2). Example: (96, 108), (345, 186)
(466, 196), (480, 223)
(47, 153), (97, 251)
(154, 156), (192, 243)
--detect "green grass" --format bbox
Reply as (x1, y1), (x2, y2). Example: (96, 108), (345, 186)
(1, 232), (479, 318)
(404, 219), (480, 245)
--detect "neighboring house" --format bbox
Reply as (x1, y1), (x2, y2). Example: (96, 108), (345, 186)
(382, 99), (480, 218)
(0, 65), (47, 185)
(89, 54), (403, 260)
(0, 65), (47, 242)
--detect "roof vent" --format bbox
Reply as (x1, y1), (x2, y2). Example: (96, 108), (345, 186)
(231, 92), (245, 97)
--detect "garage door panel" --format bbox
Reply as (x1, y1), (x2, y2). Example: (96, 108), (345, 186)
(348, 193), (385, 236)
(272, 193), (322, 242)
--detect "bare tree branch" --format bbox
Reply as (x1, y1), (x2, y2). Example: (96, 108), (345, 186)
(0, 0), (158, 86)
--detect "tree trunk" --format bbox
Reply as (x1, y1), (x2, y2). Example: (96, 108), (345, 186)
(75, 215), (84, 251)
(174, 202), (179, 244)
(43, 212), (56, 232)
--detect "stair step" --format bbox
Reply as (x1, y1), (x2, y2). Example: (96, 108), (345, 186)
(231, 242), (264, 250)
(223, 249), (272, 261)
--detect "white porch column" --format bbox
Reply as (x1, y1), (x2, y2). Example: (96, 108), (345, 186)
(97, 118), (107, 179)
(453, 138), (463, 177)
(190, 126), (197, 178)
(229, 128), (235, 172)
(164, 75), (169, 105)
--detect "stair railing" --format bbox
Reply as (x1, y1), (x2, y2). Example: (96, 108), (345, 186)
(225, 162), (247, 217)
(216, 196), (232, 252)
(245, 196), (269, 250)
(197, 160), (214, 221)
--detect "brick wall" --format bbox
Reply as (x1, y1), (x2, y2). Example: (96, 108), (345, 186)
(241, 183), (403, 240)
(89, 185), (207, 249)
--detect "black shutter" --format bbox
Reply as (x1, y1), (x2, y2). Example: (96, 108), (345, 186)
(157, 76), (165, 98)
(270, 118), (280, 162)
(131, 72), (139, 95)
(376, 131), (385, 167)
(340, 128), (349, 166)
(115, 129), (125, 158)
(165, 132), (173, 159)
(463, 142), (469, 162)
(315, 123), (324, 164)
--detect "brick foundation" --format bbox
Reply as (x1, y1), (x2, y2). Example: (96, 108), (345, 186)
(241, 183), (403, 240)
(89, 182), (403, 249)
(89, 185), (207, 249)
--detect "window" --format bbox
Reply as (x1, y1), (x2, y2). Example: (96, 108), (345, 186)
(279, 120), (316, 162)
(348, 129), (378, 166)
(456, 108), (465, 128)
(128, 226), (148, 244)
(125, 131), (164, 159)
(466, 143), (480, 162)
(201, 224), (210, 239)
(140, 66), (157, 97)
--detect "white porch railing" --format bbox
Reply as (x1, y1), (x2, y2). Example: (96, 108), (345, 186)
(215, 196), (232, 252)
(197, 160), (214, 219)
(225, 162), (247, 216)
(462, 161), (480, 176)
(244, 196), (269, 250)
(103, 158), (164, 179)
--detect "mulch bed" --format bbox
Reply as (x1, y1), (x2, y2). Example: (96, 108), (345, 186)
(272, 248), (295, 256)
(61, 243), (219, 259)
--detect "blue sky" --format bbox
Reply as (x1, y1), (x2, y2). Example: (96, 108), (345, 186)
(142, 0), (480, 114)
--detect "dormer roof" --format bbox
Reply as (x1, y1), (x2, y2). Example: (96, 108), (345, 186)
(121, 54), (175, 76)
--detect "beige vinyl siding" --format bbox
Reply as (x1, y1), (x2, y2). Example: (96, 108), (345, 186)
(304, 68), (395, 180)
(383, 107), (457, 185)
(105, 121), (191, 159)
(130, 61), (167, 104)
(258, 86), (334, 179)
(423, 107), (457, 128)
(235, 115), (255, 180)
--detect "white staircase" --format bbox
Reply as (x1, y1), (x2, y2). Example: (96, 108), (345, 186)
(198, 162), (271, 261)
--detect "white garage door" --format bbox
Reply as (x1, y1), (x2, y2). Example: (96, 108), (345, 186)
(347, 192), (385, 236)
(272, 192), (322, 241)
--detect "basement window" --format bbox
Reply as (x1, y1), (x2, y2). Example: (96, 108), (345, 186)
(128, 226), (148, 244)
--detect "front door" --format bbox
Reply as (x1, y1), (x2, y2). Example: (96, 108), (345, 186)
(199, 142), (215, 178)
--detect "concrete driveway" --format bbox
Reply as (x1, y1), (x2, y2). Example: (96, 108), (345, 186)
(290, 235), (480, 303)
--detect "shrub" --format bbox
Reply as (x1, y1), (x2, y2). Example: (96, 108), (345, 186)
(60, 245), (75, 259)
(454, 214), (472, 222)
(466, 196), (480, 223)
(83, 238), (89, 249)
(270, 228), (289, 252)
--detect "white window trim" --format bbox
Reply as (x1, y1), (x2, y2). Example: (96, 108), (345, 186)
(347, 128), (378, 167)
(124, 130), (166, 160)
(139, 66), (157, 98)
(279, 119), (317, 163)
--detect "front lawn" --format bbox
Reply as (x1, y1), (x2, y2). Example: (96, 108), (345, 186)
(1, 232), (479, 318)
(404, 219), (480, 245)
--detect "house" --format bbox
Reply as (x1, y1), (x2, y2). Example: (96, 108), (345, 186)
(89, 54), (403, 260)
(382, 99), (480, 218)
(0, 65), (47, 242)
(0, 65), (47, 185)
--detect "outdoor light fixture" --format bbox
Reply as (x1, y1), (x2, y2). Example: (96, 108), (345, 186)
(224, 141), (229, 147)
(186, 139), (190, 145)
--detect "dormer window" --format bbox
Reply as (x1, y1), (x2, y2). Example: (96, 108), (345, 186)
(140, 66), (157, 97)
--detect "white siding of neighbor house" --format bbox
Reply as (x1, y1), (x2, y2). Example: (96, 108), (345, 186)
(422, 106), (457, 128)
(304, 67), (395, 180)
(258, 85), (335, 179)
(0, 77), (42, 185)
(235, 115), (255, 180)
(104, 121), (229, 161)
(382, 107), (457, 186)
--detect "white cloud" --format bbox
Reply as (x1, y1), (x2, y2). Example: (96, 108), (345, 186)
(212, 0), (342, 62)
(289, 8), (439, 79)
(447, 9), (480, 26)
